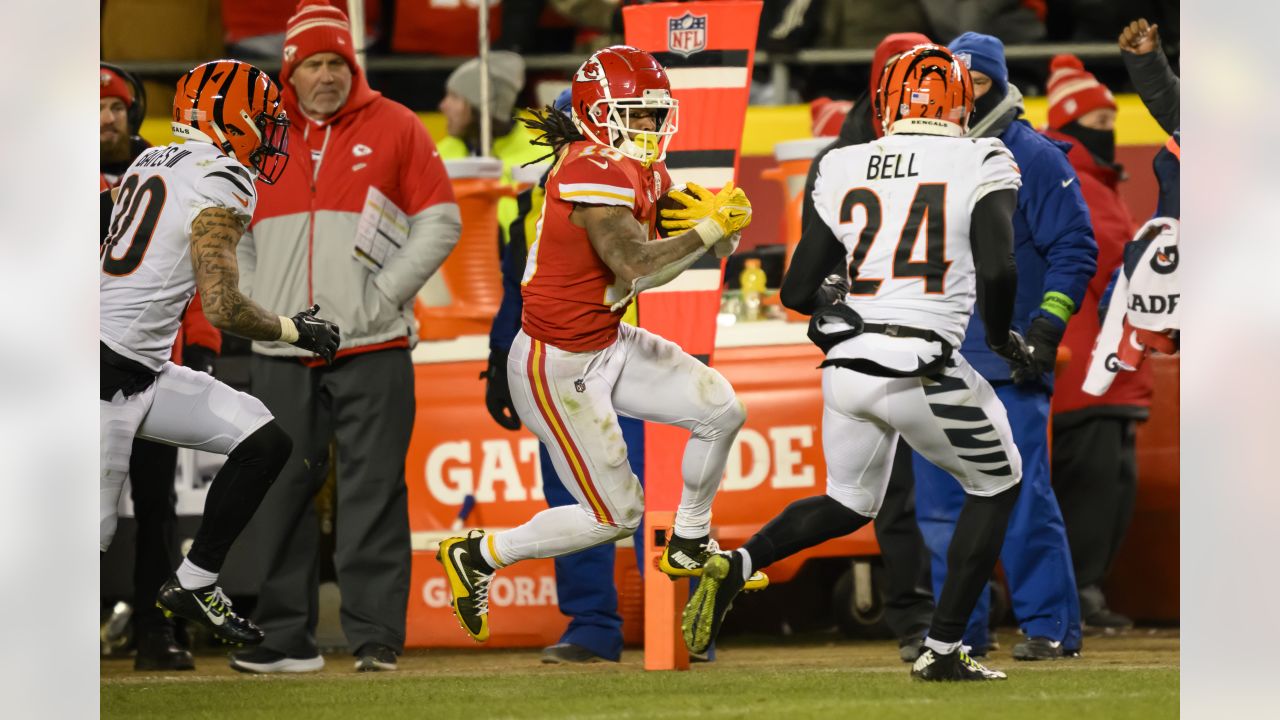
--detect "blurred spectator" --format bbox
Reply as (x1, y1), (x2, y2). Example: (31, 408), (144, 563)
(437, 52), (547, 244)
(1118, 18), (1177, 134)
(221, 0), (381, 59)
(1119, 18), (1179, 218)
(919, 0), (1047, 44)
(798, 33), (936, 663)
(100, 63), (222, 671)
(1041, 54), (1152, 633)
(910, 31), (1096, 660)
(391, 0), (502, 56)
(228, 0), (460, 675)
(498, 0), (622, 55)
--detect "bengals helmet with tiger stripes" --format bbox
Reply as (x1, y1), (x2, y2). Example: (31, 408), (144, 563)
(877, 44), (973, 137)
(172, 60), (291, 184)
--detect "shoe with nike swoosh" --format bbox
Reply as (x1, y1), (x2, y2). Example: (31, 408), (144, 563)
(436, 531), (495, 643)
(659, 534), (769, 591)
(156, 575), (264, 646)
(911, 648), (1007, 681)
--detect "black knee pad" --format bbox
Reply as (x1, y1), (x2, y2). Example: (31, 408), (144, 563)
(229, 420), (293, 478)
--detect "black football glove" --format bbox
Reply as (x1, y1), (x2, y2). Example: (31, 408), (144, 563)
(481, 349), (521, 431)
(1021, 316), (1066, 383)
(818, 273), (849, 306)
(988, 329), (1036, 383)
(182, 344), (216, 375)
(289, 304), (341, 364)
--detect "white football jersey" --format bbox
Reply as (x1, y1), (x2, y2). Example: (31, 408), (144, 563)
(100, 142), (257, 371)
(812, 133), (1020, 348)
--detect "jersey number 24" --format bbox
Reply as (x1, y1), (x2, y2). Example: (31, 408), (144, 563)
(840, 182), (950, 296)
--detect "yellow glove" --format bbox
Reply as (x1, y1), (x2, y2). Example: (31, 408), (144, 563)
(660, 182), (753, 238)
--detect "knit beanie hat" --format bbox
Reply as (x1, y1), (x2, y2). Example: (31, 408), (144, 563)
(446, 52), (526, 122)
(1046, 54), (1116, 130)
(809, 97), (853, 137)
(100, 66), (133, 107)
(948, 32), (1008, 97)
(281, 0), (359, 86)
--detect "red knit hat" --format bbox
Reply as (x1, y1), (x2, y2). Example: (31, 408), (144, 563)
(1046, 54), (1115, 130)
(100, 67), (133, 107)
(810, 97), (853, 137)
(281, 0), (359, 86)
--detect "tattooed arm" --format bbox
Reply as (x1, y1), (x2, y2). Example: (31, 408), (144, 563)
(573, 205), (706, 285)
(189, 207), (284, 341)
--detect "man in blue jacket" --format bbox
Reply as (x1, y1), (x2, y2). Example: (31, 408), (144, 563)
(911, 32), (1098, 660)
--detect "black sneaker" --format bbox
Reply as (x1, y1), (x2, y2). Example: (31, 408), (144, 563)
(436, 531), (495, 643)
(540, 643), (614, 664)
(354, 643), (397, 672)
(898, 631), (926, 663)
(659, 535), (768, 590)
(1012, 636), (1067, 660)
(229, 647), (324, 674)
(681, 552), (746, 655)
(134, 623), (195, 671)
(911, 648), (1007, 681)
(156, 576), (263, 646)
(1084, 608), (1135, 634)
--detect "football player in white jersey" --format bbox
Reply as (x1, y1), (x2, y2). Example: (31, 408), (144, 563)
(682, 45), (1035, 681)
(100, 60), (339, 645)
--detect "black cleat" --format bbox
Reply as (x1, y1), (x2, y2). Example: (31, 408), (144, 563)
(911, 648), (1007, 681)
(436, 531), (494, 643)
(156, 576), (263, 646)
(682, 552), (746, 655)
(133, 623), (195, 671)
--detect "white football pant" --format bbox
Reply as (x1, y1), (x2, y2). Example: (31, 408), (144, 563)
(491, 325), (746, 566)
(821, 353), (1022, 517)
(100, 361), (273, 551)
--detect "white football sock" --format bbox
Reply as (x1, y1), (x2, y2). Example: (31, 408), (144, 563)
(738, 549), (754, 582)
(924, 636), (963, 656)
(175, 558), (218, 590)
(492, 504), (631, 564)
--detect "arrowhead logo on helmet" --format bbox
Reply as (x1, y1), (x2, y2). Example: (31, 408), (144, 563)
(569, 46), (680, 166)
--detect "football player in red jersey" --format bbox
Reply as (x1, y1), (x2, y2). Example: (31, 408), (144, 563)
(437, 46), (761, 644)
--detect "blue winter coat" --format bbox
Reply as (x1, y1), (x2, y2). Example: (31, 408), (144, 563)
(961, 119), (1098, 387)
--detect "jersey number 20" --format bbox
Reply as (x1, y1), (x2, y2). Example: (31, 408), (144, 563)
(840, 183), (950, 296)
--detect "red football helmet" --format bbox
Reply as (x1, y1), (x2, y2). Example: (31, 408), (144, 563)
(877, 44), (973, 137)
(571, 46), (679, 164)
(171, 60), (291, 184)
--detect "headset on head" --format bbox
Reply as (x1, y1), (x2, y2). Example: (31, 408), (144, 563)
(100, 62), (147, 137)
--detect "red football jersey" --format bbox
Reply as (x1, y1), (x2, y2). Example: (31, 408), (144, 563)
(521, 141), (671, 352)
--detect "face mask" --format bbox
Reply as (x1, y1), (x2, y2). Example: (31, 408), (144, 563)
(968, 89), (1004, 128)
(1060, 120), (1116, 165)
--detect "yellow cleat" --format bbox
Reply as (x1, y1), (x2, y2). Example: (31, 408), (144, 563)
(436, 531), (494, 643)
(659, 535), (769, 591)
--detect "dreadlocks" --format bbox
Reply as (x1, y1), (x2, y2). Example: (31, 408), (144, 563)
(520, 105), (585, 166)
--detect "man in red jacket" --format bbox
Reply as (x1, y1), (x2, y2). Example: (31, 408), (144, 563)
(99, 64), (222, 671)
(1041, 55), (1153, 632)
(229, 0), (460, 674)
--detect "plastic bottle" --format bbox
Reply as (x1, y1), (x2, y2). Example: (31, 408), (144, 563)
(739, 258), (767, 321)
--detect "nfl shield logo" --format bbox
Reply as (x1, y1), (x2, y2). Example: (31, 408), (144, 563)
(668, 12), (707, 58)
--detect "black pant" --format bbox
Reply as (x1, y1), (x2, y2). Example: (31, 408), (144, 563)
(241, 349), (415, 656)
(128, 439), (179, 629)
(873, 438), (934, 642)
(1051, 415), (1140, 591)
